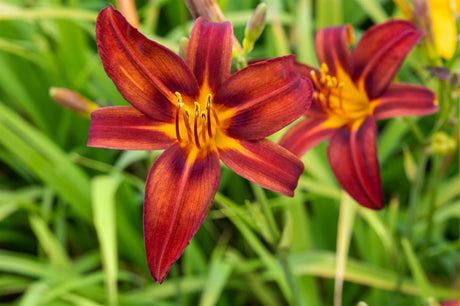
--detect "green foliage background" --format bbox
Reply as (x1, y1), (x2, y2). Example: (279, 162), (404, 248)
(0, 0), (458, 305)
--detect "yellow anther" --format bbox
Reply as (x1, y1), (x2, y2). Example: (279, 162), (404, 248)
(206, 93), (212, 107)
(326, 75), (334, 88)
(194, 101), (200, 115)
(175, 92), (183, 105)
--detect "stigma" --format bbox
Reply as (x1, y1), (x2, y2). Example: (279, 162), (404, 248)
(174, 92), (219, 149)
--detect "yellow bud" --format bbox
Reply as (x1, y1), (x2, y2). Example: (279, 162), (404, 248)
(430, 131), (457, 155)
(179, 37), (189, 61)
(403, 146), (417, 183)
(242, 3), (267, 56)
(49, 87), (98, 118)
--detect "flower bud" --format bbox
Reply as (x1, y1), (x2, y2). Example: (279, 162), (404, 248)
(430, 131), (457, 155)
(116, 0), (140, 28)
(179, 37), (189, 61)
(49, 87), (98, 118)
(184, 0), (242, 54)
(242, 3), (267, 56)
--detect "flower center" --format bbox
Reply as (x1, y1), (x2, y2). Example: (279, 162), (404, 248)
(310, 63), (370, 122)
(174, 92), (219, 149)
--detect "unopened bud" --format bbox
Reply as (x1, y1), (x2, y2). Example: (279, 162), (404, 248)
(179, 37), (189, 61)
(116, 0), (140, 28)
(430, 131), (457, 155)
(243, 3), (267, 56)
(426, 66), (460, 88)
(403, 146), (417, 183)
(413, 0), (436, 46)
(184, 0), (242, 55)
(50, 87), (98, 118)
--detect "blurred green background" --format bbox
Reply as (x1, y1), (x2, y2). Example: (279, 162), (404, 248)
(0, 0), (458, 305)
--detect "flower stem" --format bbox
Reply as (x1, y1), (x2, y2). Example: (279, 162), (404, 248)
(278, 246), (301, 306)
(406, 148), (429, 241)
(250, 183), (280, 243)
(424, 154), (441, 248)
(403, 117), (426, 145)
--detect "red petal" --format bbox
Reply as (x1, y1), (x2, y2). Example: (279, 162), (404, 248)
(96, 6), (199, 122)
(215, 56), (313, 140)
(144, 144), (220, 283)
(372, 83), (438, 121)
(218, 138), (304, 197)
(349, 20), (422, 99)
(186, 17), (233, 93)
(87, 107), (175, 150)
(327, 117), (383, 209)
(315, 24), (353, 77)
(279, 115), (336, 157)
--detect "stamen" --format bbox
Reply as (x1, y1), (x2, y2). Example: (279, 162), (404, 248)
(338, 82), (345, 112)
(194, 102), (201, 149)
(320, 63), (329, 83)
(183, 110), (193, 142)
(201, 111), (207, 144)
(206, 94), (213, 137)
(310, 70), (322, 89)
(175, 103), (182, 141)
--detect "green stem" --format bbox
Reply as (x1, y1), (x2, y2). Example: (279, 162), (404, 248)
(424, 154), (441, 249)
(403, 117), (426, 145)
(250, 183), (280, 243)
(407, 149), (429, 241)
(278, 247), (301, 306)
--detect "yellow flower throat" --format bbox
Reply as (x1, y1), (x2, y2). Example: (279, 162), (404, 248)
(174, 92), (219, 149)
(310, 63), (371, 128)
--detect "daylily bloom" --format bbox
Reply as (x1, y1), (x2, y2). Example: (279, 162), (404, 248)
(427, 0), (457, 59)
(88, 6), (312, 283)
(280, 20), (438, 209)
(394, 0), (458, 60)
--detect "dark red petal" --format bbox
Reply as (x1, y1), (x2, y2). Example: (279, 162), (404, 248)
(218, 138), (304, 197)
(327, 117), (383, 209)
(349, 20), (422, 99)
(372, 83), (438, 121)
(315, 24), (353, 77)
(88, 106), (175, 150)
(279, 115), (336, 157)
(96, 6), (199, 122)
(144, 144), (220, 283)
(186, 17), (232, 93)
(215, 56), (313, 140)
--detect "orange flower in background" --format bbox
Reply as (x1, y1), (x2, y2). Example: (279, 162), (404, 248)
(88, 6), (312, 283)
(280, 20), (438, 209)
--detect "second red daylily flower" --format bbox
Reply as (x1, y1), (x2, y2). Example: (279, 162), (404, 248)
(280, 20), (438, 209)
(88, 6), (312, 283)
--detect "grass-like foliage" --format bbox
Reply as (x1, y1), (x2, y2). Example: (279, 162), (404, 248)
(0, 0), (458, 305)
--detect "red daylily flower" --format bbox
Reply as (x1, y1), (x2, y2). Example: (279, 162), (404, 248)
(280, 20), (438, 209)
(88, 6), (312, 283)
